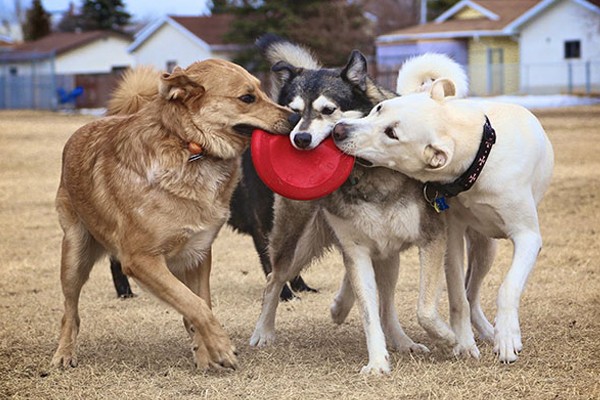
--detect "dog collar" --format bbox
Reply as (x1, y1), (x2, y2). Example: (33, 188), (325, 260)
(187, 141), (205, 162)
(423, 116), (496, 213)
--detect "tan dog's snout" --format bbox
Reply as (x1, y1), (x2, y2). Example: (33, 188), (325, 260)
(268, 107), (296, 135)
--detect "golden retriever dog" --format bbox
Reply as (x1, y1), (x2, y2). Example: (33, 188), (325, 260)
(51, 59), (293, 371)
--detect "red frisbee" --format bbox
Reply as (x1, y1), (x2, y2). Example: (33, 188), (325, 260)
(251, 129), (355, 200)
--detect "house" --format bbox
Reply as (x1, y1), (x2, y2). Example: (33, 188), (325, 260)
(376, 0), (600, 95)
(0, 30), (134, 109)
(128, 14), (240, 72)
(8, 30), (133, 75)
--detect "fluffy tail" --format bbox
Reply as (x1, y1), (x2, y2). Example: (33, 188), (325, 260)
(396, 53), (468, 98)
(106, 66), (160, 116)
(256, 34), (320, 99)
(256, 33), (320, 70)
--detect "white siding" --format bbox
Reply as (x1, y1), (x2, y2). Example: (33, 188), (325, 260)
(56, 36), (134, 74)
(131, 24), (214, 71)
(519, 0), (600, 93)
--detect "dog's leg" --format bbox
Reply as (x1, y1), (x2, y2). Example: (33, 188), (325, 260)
(325, 212), (389, 374)
(248, 226), (295, 301)
(444, 221), (480, 359)
(109, 257), (134, 298)
(342, 248), (390, 375)
(416, 234), (465, 352)
(179, 249), (213, 339)
(465, 228), (496, 342)
(494, 222), (542, 363)
(250, 211), (327, 347)
(375, 254), (429, 354)
(124, 254), (236, 371)
(330, 272), (355, 325)
(289, 275), (318, 294)
(52, 224), (103, 368)
(251, 199), (331, 347)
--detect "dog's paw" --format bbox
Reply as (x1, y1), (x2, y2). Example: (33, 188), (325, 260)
(51, 350), (78, 369)
(203, 335), (238, 369)
(452, 343), (480, 360)
(494, 313), (522, 363)
(330, 298), (352, 325)
(192, 340), (211, 371)
(359, 355), (391, 375)
(400, 342), (430, 354)
(249, 329), (276, 347)
(493, 332), (522, 364)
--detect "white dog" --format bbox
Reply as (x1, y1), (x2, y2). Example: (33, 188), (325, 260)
(332, 77), (554, 363)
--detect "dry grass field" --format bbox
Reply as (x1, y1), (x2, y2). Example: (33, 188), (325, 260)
(0, 105), (599, 399)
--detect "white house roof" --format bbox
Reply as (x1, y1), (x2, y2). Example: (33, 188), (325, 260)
(128, 14), (234, 53)
(377, 0), (600, 43)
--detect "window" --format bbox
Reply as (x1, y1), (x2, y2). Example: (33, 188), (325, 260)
(166, 60), (177, 73)
(564, 40), (581, 59)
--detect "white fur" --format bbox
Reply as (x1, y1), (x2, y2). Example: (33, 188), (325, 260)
(288, 96), (305, 113)
(266, 41), (321, 70)
(334, 78), (554, 363)
(396, 53), (468, 98)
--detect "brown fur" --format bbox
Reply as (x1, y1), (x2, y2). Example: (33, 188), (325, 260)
(51, 59), (292, 371)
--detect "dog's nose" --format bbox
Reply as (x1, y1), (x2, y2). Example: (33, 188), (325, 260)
(332, 123), (348, 141)
(293, 132), (312, 149)
(287, 113), (301, 127)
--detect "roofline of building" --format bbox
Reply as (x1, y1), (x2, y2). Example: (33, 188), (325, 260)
(507, 0), (600, 31)
(435, 0), (500, 22)
(379, 0), (600, 44)
(377, 29), (511, 44)
(128, 15), (212, 53)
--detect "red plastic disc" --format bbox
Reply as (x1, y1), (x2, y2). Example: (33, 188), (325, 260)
(251, 129), (355, 200)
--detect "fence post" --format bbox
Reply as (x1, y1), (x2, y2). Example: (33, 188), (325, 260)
(567, 62), (573, 94)
(50, 52), (57, 111)
(586, 61), (591, 95)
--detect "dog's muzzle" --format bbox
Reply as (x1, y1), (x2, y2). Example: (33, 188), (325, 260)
(332, 122), (348, 142)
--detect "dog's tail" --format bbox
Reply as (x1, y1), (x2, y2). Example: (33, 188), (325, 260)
(106, 66), (160, 116)
(256, 34), (321, 99)
(396, 53), (468, 98)
(256, 33), (321, 70)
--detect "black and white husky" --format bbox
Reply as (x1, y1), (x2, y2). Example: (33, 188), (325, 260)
(249, 36), (479, 374)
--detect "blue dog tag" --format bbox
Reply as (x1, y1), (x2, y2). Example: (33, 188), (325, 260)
(433, 197), (449, 213)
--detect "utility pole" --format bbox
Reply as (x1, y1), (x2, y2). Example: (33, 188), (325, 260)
(420, 0), (427, 24)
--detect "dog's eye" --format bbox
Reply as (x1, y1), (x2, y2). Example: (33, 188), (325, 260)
(321, 106), (336, 115)
(376, 104), (382, 112)
(384, 126), (397, 140)
(239, 94), (256, 104)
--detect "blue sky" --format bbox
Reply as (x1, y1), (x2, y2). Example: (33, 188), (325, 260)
(1, 0), (210, 22)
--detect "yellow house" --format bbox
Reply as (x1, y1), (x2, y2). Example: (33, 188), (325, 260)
(376, 0), (600, 95)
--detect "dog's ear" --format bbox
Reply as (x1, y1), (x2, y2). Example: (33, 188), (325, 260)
(341, 50), (367, 91)
(424, 140), (453, 170)
(430, 78), (456, 101)
(272, 61), (302, 83)
(159, 66), (204, 101)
